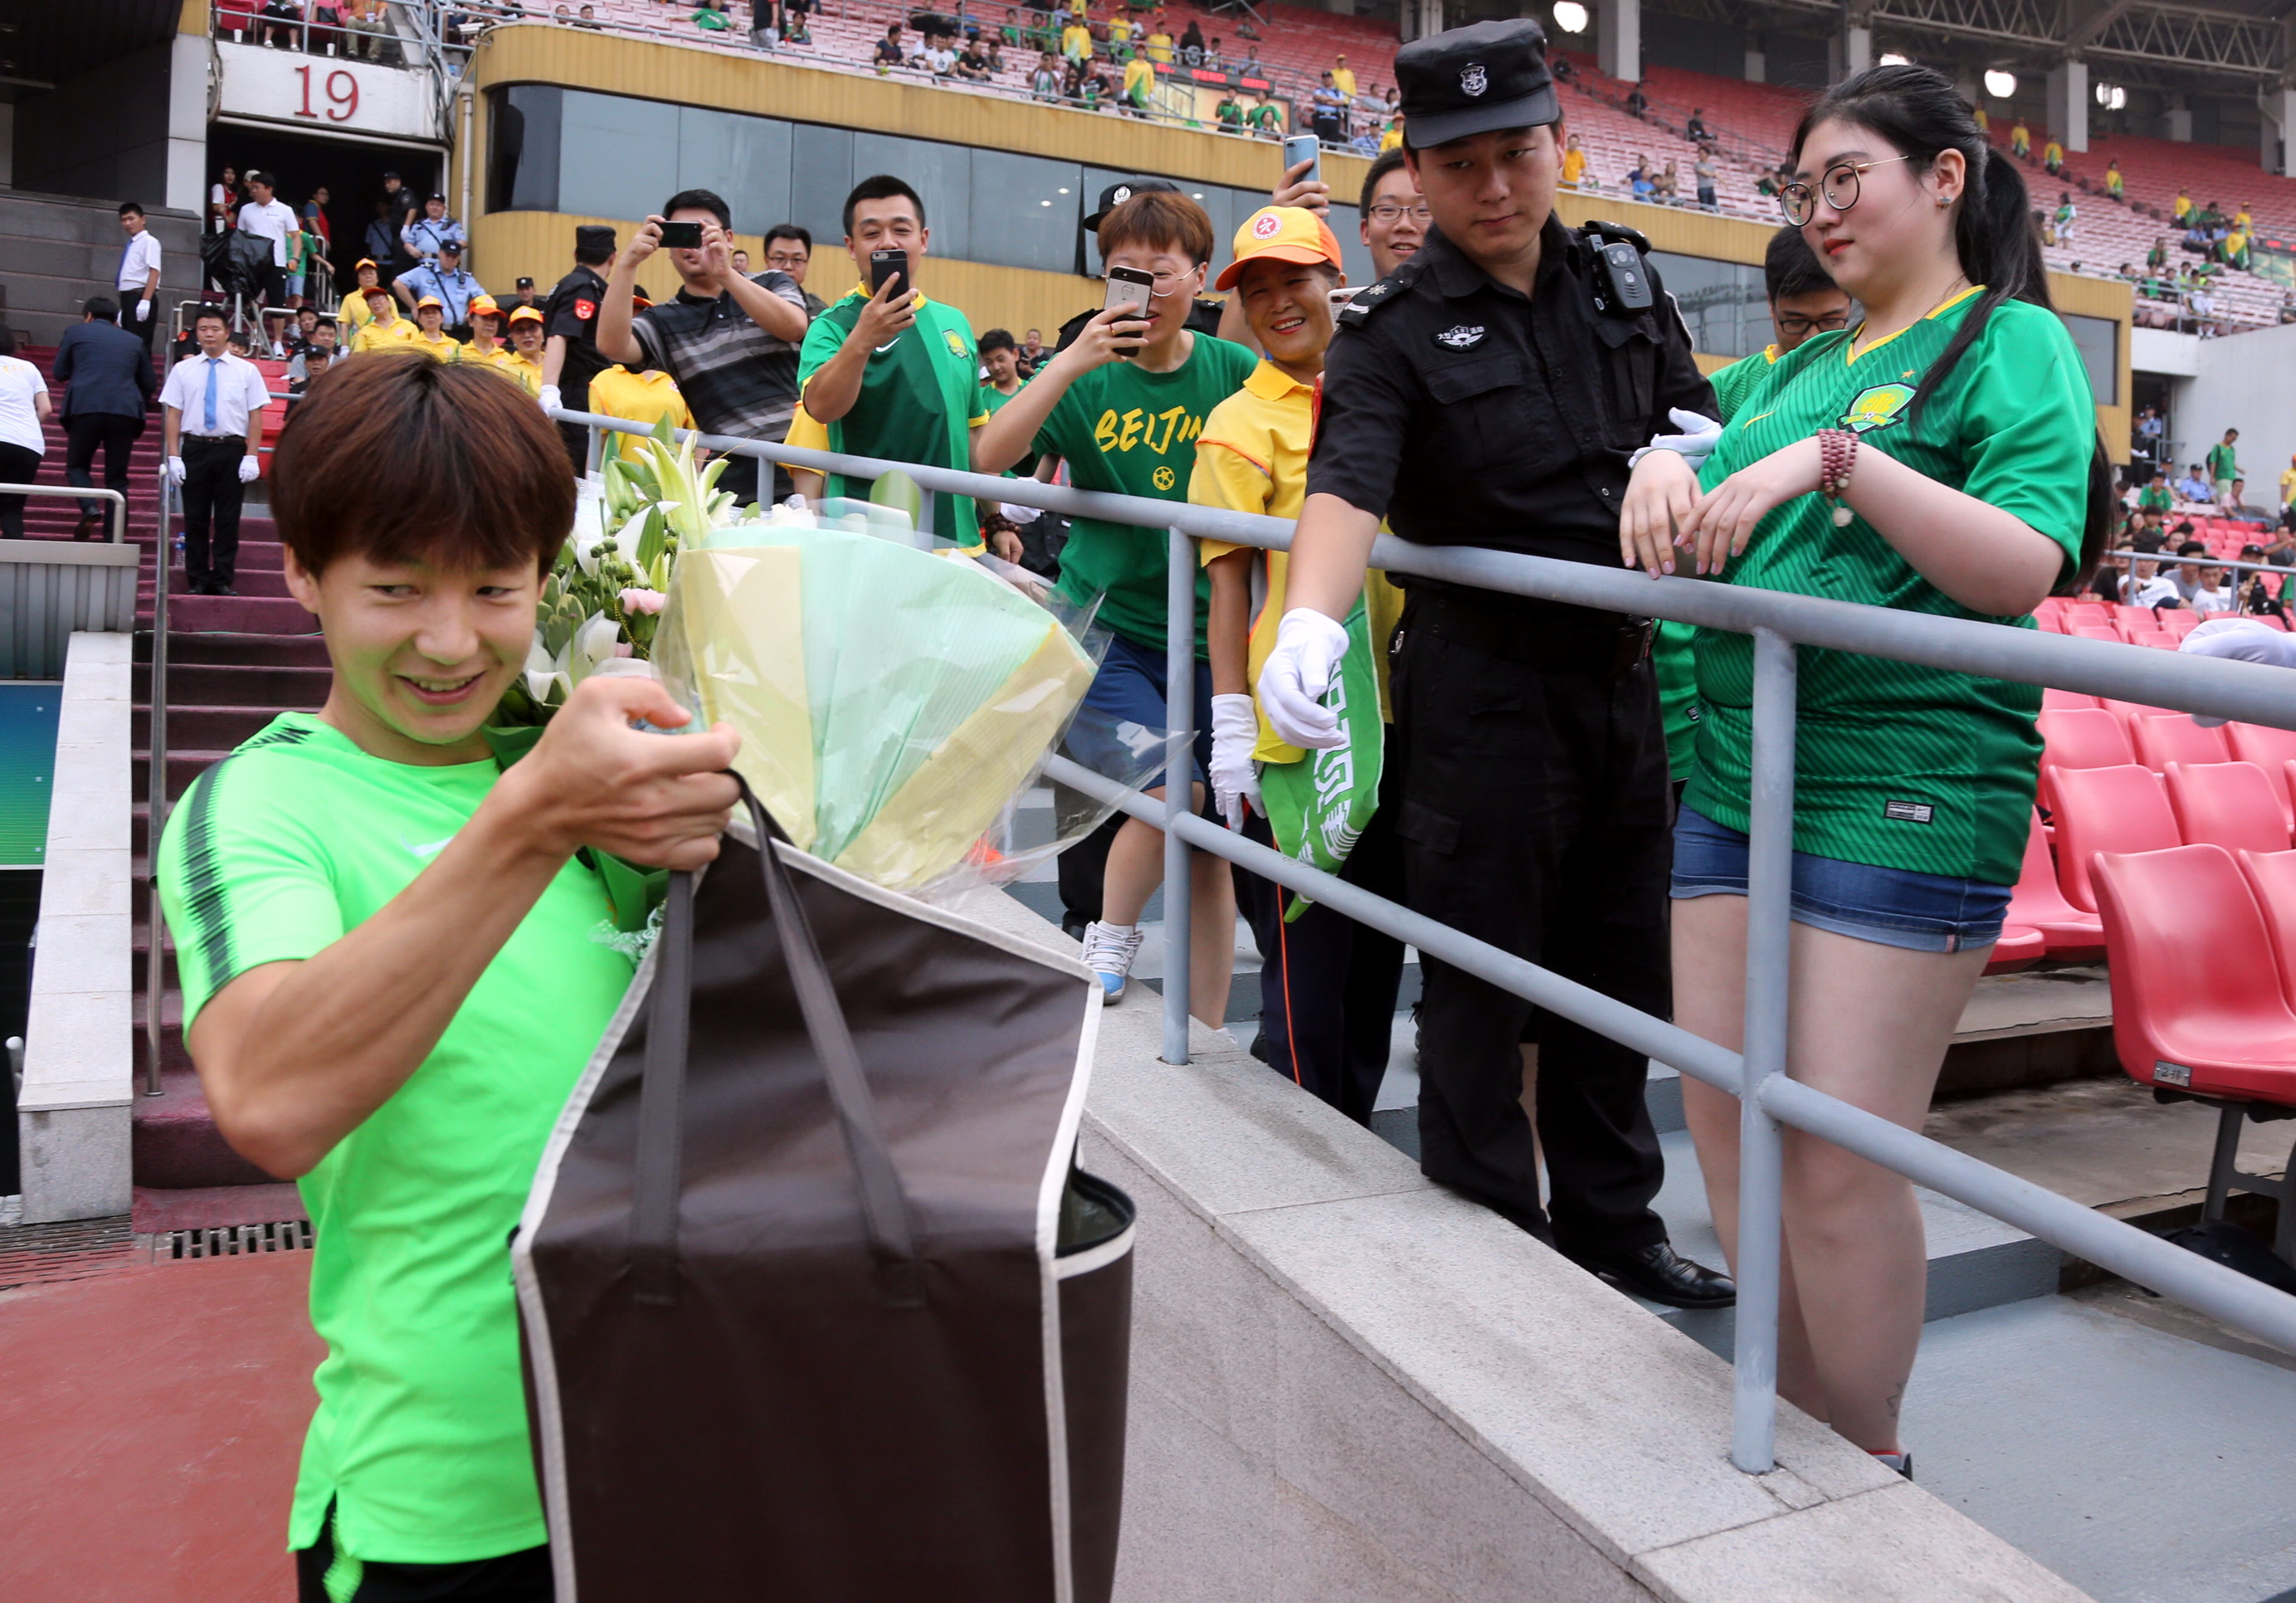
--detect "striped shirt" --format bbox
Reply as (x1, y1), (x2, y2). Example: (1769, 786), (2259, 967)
(630, 271), (809, 446)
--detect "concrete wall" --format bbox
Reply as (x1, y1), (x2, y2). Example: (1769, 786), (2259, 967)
(13, 40), (178, 205)
(0, 540), (141, 678)
(955, 890), (2098, 1602)
(0, 190), (205, 349)
(17, 632), (135, 1225)
(2175, 321), (2296, 510)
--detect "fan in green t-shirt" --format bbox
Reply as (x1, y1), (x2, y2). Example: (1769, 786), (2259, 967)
(970, 186), (1255, 1026)
(156, 354), (740, 1585)
(2207, 429), (2241, 496)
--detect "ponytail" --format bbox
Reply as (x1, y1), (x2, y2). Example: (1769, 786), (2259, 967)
(1792, 65), (2112, 591)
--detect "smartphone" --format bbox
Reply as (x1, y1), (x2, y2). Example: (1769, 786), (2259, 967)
(657, 220), (704, 249)
(870, 248), (909, 297)
(1103, 266), (1153, 358)
(1283, 133), (1321, 186)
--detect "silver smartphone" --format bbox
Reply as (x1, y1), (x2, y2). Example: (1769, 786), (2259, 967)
(1104, 266), (1153, 357)
(1283, 133), (1321, 186)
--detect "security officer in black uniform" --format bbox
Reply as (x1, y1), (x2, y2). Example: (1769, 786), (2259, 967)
(537, 224), (617, 473)
(1258, 18), (1734, 1310)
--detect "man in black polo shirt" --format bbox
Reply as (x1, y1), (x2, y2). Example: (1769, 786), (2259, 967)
(597, 188), (809, 508)
(1260, 19), (1732, 1310)
(540, 224), (615, 472)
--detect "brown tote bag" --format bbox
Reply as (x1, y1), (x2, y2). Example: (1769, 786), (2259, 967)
(512, 785), (1134, 1601)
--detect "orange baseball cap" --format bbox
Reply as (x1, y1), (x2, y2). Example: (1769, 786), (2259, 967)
(1216, 205), (1344, 290)
(469, 294), (501, 318)
(508, 305), (545, 325)
(415, 295), (445, 310)
(361, 283), (392, 300)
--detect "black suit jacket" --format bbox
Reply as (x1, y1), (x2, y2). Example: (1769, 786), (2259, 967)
(52, 319), (157, 420)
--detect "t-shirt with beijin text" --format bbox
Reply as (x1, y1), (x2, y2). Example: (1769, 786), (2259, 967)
(1686, 291), (2092, 885)
(155, 713), (636, 1565)
(1035, 330), (1257, 655)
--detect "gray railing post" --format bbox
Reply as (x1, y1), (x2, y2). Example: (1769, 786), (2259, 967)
(1163, 525), (1194, 1064)
(1731, 626), (1797, 1474)
(145, 464), (175, 1097)
(584, 422), (603, 480)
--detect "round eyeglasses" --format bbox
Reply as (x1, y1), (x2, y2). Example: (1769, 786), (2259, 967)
(1368, 203), (1432, 224)
(1777, 155), (1916, 227)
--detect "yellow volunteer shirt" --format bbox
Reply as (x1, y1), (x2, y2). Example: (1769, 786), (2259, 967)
(489, 348), (545, 397)
(342, 293), (381, 332)
(587, 366), (695, 460)
(407, 329), (461, 363)
(1124, 57), (1153, 101)
(1331, 65), (1356, 98)
(1381, 125), (1405, 154)
(1189, 360), (1403, 763)
(347, 318), (419, 356)
(1561, 146), (1586, 184)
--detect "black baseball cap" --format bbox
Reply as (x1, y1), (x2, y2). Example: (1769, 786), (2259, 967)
(516, 275), (535, 288)
(1396, 19), (1560, 149)
(575, 224), (616, 252)
(1083, 176), (1181, 232)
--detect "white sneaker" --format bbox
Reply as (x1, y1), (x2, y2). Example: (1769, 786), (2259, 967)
(1080, 920), (1146, 1004)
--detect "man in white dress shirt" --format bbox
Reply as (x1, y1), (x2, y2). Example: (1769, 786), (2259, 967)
(160, 307), (272, 595)
(238, 171), (299, 341)
(115, 202), (165, 355)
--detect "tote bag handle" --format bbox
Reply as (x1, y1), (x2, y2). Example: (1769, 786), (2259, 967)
(631, 780), (926, 1309)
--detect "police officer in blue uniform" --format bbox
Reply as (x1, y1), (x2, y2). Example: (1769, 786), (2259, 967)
(1259, 18), (1734, 1309)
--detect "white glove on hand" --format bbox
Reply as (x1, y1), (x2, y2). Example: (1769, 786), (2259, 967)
(1208, 694), (1264, 831)
(1256, 608), (1351, 752)
(1628, 408), (1724, 471)
(539, 383), (563, 414)
(165, 457), (186, 486)
(135, 297), (151, 322)
(236, 455), (261, 484)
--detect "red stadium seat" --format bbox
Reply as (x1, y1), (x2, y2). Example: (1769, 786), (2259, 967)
(2004, 808), (2105, 958)
(1983, 923), (2047, 975)
(2227, 725), (2296, 831)
(2164, 761), (2291, 854)
(2093, 843), (2296, 1105)
(2160, 611), (2201, 637)
(2112, 604), (2156, 633)
(2131, 714), (2230, 770)
(2036, 707), (2135, 812)
(2062, 602), (2110, 629)
(2238, 850), (2296, 1008)
(2041, 688), (2100, 711)
(2259, 615), (2290, 632)
(2071, 625), (2120, 642)
(2052, 764), (2178, 912)
(2130, 630), (2178, 650)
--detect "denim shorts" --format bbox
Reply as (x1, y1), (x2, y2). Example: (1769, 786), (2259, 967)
(1062, 633), (1213, 794)
(1670, 806), (2011, 953)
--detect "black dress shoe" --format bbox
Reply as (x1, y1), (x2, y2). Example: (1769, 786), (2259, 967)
(1568, 1241), (1737, 1310)
(213, 584), (239, 597)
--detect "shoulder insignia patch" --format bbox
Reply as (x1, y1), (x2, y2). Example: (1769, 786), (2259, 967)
(1841, 382), (1915, 434)
(1434, 324), (1486, 351)
(944, 328), (970, 359)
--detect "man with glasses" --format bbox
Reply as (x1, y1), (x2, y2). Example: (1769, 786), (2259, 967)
(762, 223), (826, 317)
(1358, 148), (1428, 279)
(1258, 19), (1734, 1311)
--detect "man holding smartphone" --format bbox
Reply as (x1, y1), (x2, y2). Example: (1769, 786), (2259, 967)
(595, 188), (808, 507)
(790, 175), (989, 546)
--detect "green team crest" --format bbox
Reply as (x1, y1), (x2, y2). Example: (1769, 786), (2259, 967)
(1841, 382), (1915, 434)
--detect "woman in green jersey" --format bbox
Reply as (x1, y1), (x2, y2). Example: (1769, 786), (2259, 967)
(1623, 65), (2110, 1471)
(160, 355), (739, 1599)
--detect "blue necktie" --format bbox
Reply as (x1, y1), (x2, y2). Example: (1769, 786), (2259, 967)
(203, 358), (219, 433)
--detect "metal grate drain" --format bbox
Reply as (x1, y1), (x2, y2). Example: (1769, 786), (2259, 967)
(0, 1216), (136, 1290)
(152, 1220), (314, 1261)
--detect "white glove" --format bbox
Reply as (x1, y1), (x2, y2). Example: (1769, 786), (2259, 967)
(135, 297), (151, 322)
(1628, 408), (1724, 470)
(1208, 694), (1264, 831)
(165, 457), (186, 486)
(1256, 608), (1351, 752)
(237, 454), (261, 483)
(539, 383), (563, 414)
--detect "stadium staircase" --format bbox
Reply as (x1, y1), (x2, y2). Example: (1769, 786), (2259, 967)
(15, 345), (319, 1231)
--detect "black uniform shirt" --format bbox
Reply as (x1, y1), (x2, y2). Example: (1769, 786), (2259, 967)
(1309, 216), (1713, 568)
(542, 264), (612, 404)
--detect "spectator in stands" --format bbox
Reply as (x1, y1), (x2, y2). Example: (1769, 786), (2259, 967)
(1247, 96), (1282, 137)
(1205, 36), (1225, 71)
(1216, 87), (1244, 130)
(2105, 158), (2123, 199)
(1654, 159), (1680, 204)
(288, 316), (339, 386)
(2209, 428), (2241, 502)
(954, 36), (993, 79)
(2125, 555), (2179, 607)
(973, 187), (1252, 1017)
(1378, 114), (1404, 154)
(1239, 44), (1261, 80)
(1644, 62), (2111, 1473)
(1630, 160), (1656, 203)
(1034, 49), (1065, 101)
(395, 239), (483, 334)
(598, 188), (809, 507)
(2186, 279), (2217, 336)
(1018, 327), (1046, 374)
(764, 224), (824, 317)
(238, 171), (299, 319)
(2042, 133), (2063, 174)
(209, 164), (241, 235)
(1179, 20), (1205, 66)
(2223, 221), (2252, 272)
(258, 0), (303, 49)
(161, 354), (740, 1603)
(498, 305), (548, 395)
(2175, 462), (2213, 501)
(1625, 84), (1648, 119)
(115, 202), (163, 354)
(876, 22), (906, 71)
(161, 307), (269, 594)
(2009, 116), (2030, 157)
(51, 296), (157, 541)
(344, 0), (390, 57)
(2135, 463), (2173, 512)
(459, 298), (506, 364)
(692, 2), (732, 31)
(2170, 539), (2212, 605)
(406, 297), (463, 361)
(1144, 23), (1174, 65)
(2193, 560), (2237, 614)
(746, 0), (777, 47)
(2225, 479), (2270, 525)
(292, 346), (334, 393)
(791, 174), (990, 546)
(2146, 235), (2168, 272)
(1122, 50), (1155, 115)
(1686, 106), (1711, 143)
(1058, 13), (1088, 66)
(1311, 71), (1348, 144)
(348, 285), (416, 355)
(782, 4), (809, 44)
(0, 328), (48, 541)
(1695, 148), (1718, 211)
(925, 32), (959, 78)
(2054, 191), (2075, 244)
(1358, 148), (1428, 279)
(402, 194), (467, 268)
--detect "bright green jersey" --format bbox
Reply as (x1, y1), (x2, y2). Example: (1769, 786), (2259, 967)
(1685, 292), (2092, 884)
(2208, 441), (2239, 483)
(1036, 331), (1256, 653)
(1707, 345), (1783, 423)
(980, 377), (1035, 477)
(799, 290), (988, 543)
(2136, 483), (2173, 511)
(157, 714), (636, 1563)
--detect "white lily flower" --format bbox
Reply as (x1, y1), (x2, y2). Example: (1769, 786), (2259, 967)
(570, 612), (624, 684)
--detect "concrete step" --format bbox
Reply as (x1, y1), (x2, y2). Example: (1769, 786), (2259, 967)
(134, 748), (232, 804)
(138, 631), (329, 668)
(138, 594), (314, 634)
(132, 1067), (274, 1190)
(135, 703), (282, 751)
(135, 659), (328, 709)
(144, 564), (296, 599)
(132, 1182), (306, 1235)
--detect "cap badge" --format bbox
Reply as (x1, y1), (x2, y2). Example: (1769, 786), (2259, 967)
(1252, 212), (1285, 239)
(1112, 186), (1132, 204)
(1461, 63), (1489, 97)
(1435, 324), (1487, 350)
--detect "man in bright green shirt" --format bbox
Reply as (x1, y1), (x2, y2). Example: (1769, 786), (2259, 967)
(971, 187), (1255, 1018)
(2135, 469), (2174, 514)
(2208, 428), (2241, 503)
(796, 174), (989, 544)
(158, 355), (738, 1598)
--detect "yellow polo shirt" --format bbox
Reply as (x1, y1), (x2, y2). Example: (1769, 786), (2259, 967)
(1561, 146), (1586, 184)
(587, 366), (694, 460)
(488, 347), (545, 397)
(347, 318), (419, 356)
(406, 327), (461, 363)
(1331, 65), (1356, 98)
(342, 291), (382, 331)
(1123, 57), (1154, 102)
(1189, 359), (1403, 762)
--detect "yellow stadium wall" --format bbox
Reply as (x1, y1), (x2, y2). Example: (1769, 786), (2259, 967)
(456, 21), (2130, 456)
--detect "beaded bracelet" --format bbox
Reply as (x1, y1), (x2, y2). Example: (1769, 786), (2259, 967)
(1816, 428), (1859, 527)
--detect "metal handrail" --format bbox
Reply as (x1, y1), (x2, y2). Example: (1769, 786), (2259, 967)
(553, 405), (2296, 1474)
(144, 463), (174, 1096)
(0, 484), (130, 545)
